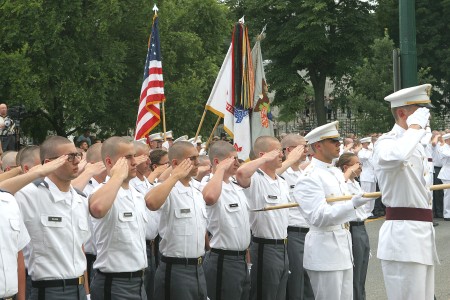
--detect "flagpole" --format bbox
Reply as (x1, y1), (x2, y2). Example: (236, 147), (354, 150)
(195, 109), (207, 141)
(205, 116), (221, 151)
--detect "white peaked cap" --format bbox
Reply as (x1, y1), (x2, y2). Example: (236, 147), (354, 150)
(149, 132), (163, 141)
(164, 131), (173, 139)
(360, 137), (371, 144)
(442, 133), (450, 140)
(384, 84), (434, 108)
(174, 135), (188, 143)
(305, 121), (340, 145)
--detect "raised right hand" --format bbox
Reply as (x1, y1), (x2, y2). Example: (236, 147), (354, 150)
(110, 157), (129, 181)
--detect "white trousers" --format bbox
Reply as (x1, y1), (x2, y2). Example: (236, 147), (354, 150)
(381, 260), (434, 300)
(360, 181), (376, 215)
(442, 179), (450, 218)
(306, 269), (352, 300)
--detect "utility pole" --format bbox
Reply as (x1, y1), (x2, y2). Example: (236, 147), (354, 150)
(399, 0), (418, 88)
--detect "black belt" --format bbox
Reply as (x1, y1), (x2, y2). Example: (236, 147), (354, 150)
(252, 236), (287, 245)
(161, 255), (203, 265)
(97, 269), (145, 278)
(287, 226), (309, 233)
(146, 239), (155, 246)
(349, 221), (365, 227)
(31, 276), (84, 288)
(211, 248), (247, 257)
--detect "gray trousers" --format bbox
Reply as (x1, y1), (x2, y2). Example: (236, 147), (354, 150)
(286, 229), (314, 300)
(90, 271), (146, 300)
(249, 241), (289, 300)
(350, 224), (370, 300)
(203, 250), (250, 300)
(154, 261), (207, 300)
(29, 284), (86, 300)
(144, 242), (156, 300)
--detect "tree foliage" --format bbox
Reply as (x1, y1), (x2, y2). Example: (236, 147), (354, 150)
(225, 0), (376, 125)
(0, 0), (231, 142)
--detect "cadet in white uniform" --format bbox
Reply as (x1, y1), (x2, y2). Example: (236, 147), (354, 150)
(129, 141), (160, 300)
(336, 152), (370, 300)
(358, 137), (376, 216)
(235, 136), (289, 300)
(201, 141), (251, 300)
(373, 84), (439, 300)
(437, 133), (450, 220)
(0, 191), (30, 300)
(293, 122), (371, 300)
(89, 137), (148, 300)
(13, 136), (91, 300)
(145, 141), (207, 300)
(278, 134), (314, 300)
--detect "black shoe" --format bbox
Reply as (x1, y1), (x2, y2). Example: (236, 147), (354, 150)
(433, 222), (439, 227)
(444, 218), (450, 221)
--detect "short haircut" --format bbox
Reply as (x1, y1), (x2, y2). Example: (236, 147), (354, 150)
(391, 105), (415, 121)
(168, 141), (194, 161)
(133, 141), (150, 154)
(101, 136), (132, 162)
(253, 136), (279, 155)
(40, 136), (73, 162)
(281, 134), (305, 148)
(85, 143), (103, 163)
(2, 151), (18, 170)
(208, 141), (235, 164)
(19, 146), (40, 167)
(16, 147), (26, 166)
(335, 152), (357, 170)
(198, 155), (210, 166)
(150, 149), (168, 165)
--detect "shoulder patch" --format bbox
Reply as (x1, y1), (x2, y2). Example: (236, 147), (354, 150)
(73, 188), (87, 198)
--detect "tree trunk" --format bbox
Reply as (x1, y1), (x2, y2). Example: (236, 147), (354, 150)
(309, 71), (327, 126)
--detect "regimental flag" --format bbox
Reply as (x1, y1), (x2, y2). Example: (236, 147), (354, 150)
(227, 20), (254, 161)
(205, 45), (233, 121)
(251, 33), (274, 145)
(135, 14), (165, 140)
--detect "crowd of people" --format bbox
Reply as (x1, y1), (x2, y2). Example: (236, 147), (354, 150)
(0, 83), (448, 300)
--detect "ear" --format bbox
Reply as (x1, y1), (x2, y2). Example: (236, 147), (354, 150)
(105, 157), (113, 167)
(171, 159), (179, 167)
(213, 158), (219, 165)
(397, 108), (408, 120)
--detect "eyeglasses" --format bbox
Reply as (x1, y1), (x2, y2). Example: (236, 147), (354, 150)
(46, 152), (83, 163)
(156, 161), (170, 166)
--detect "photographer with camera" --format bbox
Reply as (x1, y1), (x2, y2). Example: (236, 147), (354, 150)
(0, 103), (16, 151)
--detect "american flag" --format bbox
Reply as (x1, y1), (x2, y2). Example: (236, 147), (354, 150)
(135, 15), (165, 140)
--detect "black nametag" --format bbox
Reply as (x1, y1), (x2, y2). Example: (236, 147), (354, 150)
(123, 212), (133, 217)
(290, 185), (295, 189)
(48, 216), (62, 222)
(268, 195), (278, 199)
(180, 208), (191, 214)
(229, 203), (238, 208)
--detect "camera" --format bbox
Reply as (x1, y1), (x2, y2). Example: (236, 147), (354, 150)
(4, 118), (11, 128)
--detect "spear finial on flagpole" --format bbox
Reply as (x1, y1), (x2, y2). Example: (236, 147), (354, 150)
(257, 24), (267, 41)
(153, 4), (159, 16)
(239, 16), (245, 24)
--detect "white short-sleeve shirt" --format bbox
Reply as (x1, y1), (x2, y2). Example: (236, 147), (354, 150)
(15, 178), (90, 281)
(281, 167), (309, 228)
(0, 192), (30, 298)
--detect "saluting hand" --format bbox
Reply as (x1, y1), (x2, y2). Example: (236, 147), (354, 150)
(406, 107), (430, 129)
(262, 149), (281, 163)
(110, 157), (129, 181)
(285, 145), (305, 164)
(216, 157), (236, 173)
(84, 161), (106, 176)
(134, 154), (149, 165)
(172, 159), (193, 180)
(30, 155), (68, 177)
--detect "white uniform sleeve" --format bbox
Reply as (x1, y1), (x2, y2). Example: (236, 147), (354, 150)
(18, 212), (30, 251)
(293, 175), (356, 227)
(375, 129), (426, 168)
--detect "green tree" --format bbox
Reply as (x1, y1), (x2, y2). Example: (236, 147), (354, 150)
(0, 0), (231, 142)
(226, 0), (376, 125)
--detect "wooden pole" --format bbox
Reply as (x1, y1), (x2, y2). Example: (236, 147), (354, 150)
(162, 102), (167, 141)
(205, 116), (221, 151)
(251, 183), (450, 212)
(195, 109), (208, 141)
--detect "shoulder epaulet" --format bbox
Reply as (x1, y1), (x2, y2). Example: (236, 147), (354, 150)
(0, 188), (12, 195)
(256, 169), (264, 176)
(33, 178), (48, 188)
(278, 174), (285, 180)
(73, 187), (87, 198)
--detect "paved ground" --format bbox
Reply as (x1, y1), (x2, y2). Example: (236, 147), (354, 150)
(365, 217), (450, 300)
